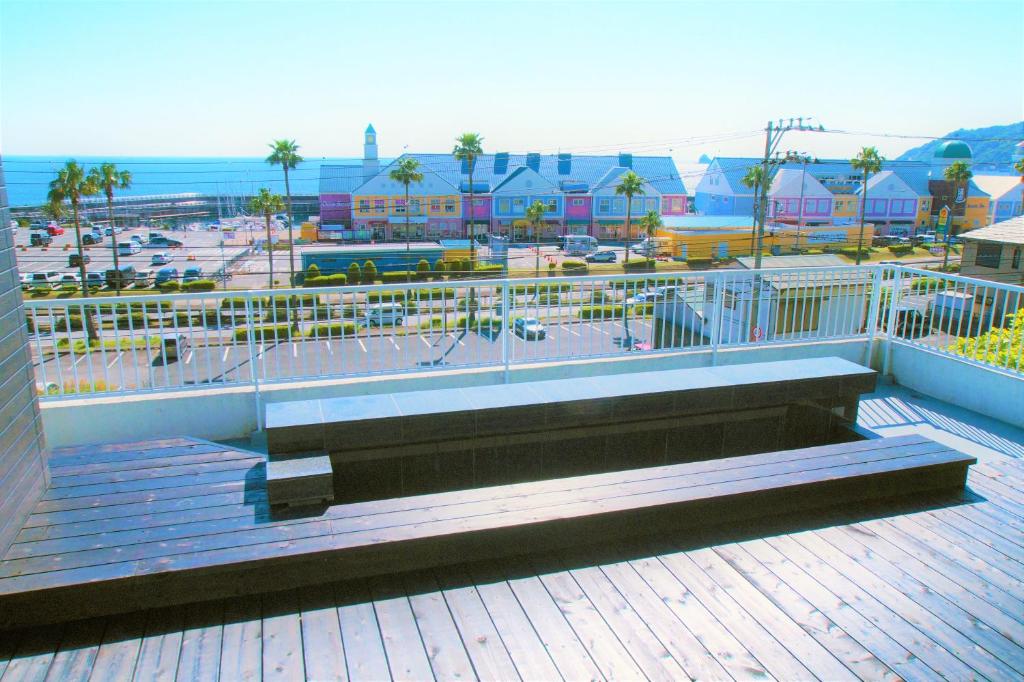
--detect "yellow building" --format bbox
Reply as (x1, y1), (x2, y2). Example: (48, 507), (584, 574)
(831, 194), (859, 220)
(655, 220), (873, 261)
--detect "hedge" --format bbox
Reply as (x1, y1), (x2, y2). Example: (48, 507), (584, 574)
(366, 290), (407, 303)
(234, 324), (291, 342)
(158, 281), (180, 292)
(538, 293), (563, 305)
(183, 279), (217, 292)
(55, 315), (84, 331)
(306, 322), (358, 337)
(686, 258), (713, 270)
(561, 260), (588, 274)
(416, 259), (431, 280)
(221, 297), (249, 310)
(887, 244), (915, 257)
(579, 303), (654, 319)
(264, 294), (319, 308)
(839, 247), (871, 259)
(99, 301), (171, 314)
(381, 271), (416, 284)
(474, 264), (504, 275)
(909, 276), (950, 292)
(362, 260), (378, 284)
(414, 288), (456, 301)
(623, 258), (656, 272)
(114, 313), (147, 329)
(347, 262), (362, 283)
(303, 274), (347, 287)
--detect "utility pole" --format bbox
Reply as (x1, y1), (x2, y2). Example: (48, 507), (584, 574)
(750, 118), (824, 341)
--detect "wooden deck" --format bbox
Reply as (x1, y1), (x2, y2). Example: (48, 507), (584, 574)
(0, 446), (1021, 677)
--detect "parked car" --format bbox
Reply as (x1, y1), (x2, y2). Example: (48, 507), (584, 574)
(130, 234), (149, 245)
(159, 333), (190, 361)
(84, 272), (104, 288)
(148, 236), (184, 248)
(151, 252), (173, 266)
(29, 272), (60, 290)
(104, 226), (123, 236)
(46, 224), (65, 236)
(81, 231), (103, 245)
(19, 273), (32, 291)
(154, 267), (179, 285)
(883, 306), (931, 339)
(513, 317), (547, 340)
(585, 250), (617, 263)
(29, 232), (53, 247)
(68, 253), (91, 267)
(182, 266), (202, 283)
(135, 269), (155, 287)
(118, 241), (142, 255)
(58, 274), (80, 287)
(105, 265), (137, 289)
(365, 302), (404, 326)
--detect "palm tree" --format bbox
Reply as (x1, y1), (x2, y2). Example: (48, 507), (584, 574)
(639, 210), (663, 241)
(266, 139), (303, 286)
(942, 160), (973, 270)
(741, 165), (765, 257)
(526, 200), (548, 277)
(47, 161), (100, 339)
(250, 188), (285, 289)
(452, 132), (484, 269)
(851, 146), (884, 265)
(1015, 158), (1024, 179)
(388, 157), (424, 282)
(615, 171), (645, 264)
(88, 163), (132, 293)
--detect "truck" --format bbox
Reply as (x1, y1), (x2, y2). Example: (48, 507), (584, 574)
(561, 235), (599, 256)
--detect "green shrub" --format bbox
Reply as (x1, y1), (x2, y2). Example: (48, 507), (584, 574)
(366, 290), (407, 303)
(265, 293), (319, 308)
(221, 297), (249, 310)
(561, 260), (588, 274)
(347, 261), (362, 284)
(306, 321), (358, 337)
(362, 260), (377, 284)
(234, 324), (291, 342)
(416, 259), (431, 281)
(589, 290), (612, 304)
(306, 263), (320, 280)
(623, 258), (656, 272)
(456, 298), (480, 311)
(55, 315), (84, 331)
(25, 316), (34, 333)
(839, 247), (871, 260)
(115, 313), (147, 329)
(579, 303), (653, 319)
(184, 279), (217, 292)
(158, 281), (180, 292)
(261, 307), (292, 322)
(98, 301), (171, 314)
(686, 258), (713, 270)
(381, 271), (415, 284)
(433, 259), (446, 277)
(887, 244), (914, 257)
(474, 264), (503, 276)
(303, 273), (347, 287)
(909, 276), (949, 292)
(414, 288), (456, 301)
(538, 292), (563, 305)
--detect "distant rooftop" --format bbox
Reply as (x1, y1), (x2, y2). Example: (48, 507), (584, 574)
(960, 215), (1024, 245)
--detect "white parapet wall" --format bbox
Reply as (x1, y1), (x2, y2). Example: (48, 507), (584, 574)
(41, 339), (873, 449)
(888, 343), (1024, 430)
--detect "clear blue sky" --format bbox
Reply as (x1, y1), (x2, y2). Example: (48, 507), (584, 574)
(2, 0), (1021, 161)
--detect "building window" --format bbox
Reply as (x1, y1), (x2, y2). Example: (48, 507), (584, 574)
(444, 200), (456, 213)
(473, 199), (484, 206)
(1012, 248), (1021, 270)
(598, 198), (610, 213)
(547, 199), (557, 212)
(672, 198), (683, 211)
(374, 199), (385, 211)
(409, 200), (421, 214)
(394, 199), (405, 214)
(358, 199), (370, 212)
(430, 199), (441, 212)
(572, 198), (584, 206)
(975, 243), (1002, 268)
(512, 198), (524, 210)
(498, 199), (510, 213)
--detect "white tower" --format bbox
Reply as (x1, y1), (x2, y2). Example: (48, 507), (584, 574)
(362, 124), (379, 181)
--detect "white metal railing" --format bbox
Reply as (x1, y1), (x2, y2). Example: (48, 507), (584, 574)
(22, 264), (1023, 400)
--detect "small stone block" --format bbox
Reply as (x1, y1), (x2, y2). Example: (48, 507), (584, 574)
(266, 455), (334, 508)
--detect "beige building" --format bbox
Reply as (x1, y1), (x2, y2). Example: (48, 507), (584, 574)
(960, 215), (1024, 285)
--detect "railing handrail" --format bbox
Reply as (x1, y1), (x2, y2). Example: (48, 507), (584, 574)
(892, 264), (1024, 294)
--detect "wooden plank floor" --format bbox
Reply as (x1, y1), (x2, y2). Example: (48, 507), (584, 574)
(1, 437), (1022, 679)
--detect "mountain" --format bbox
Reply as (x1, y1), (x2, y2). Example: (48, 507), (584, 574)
(896, 121), (1023, 164)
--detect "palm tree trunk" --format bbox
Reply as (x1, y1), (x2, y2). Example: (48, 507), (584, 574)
(856, 171), (868, 266)
(284, 166), (295, 286)
(748, 187), (759, 257)
(624, 196), (632, 264)
(467, 168), (476, 326)
(107, 192), (121, 294)
(405, 184), (411, 284)
(266, 214), (274, 290)
(73, 201), (98, 342)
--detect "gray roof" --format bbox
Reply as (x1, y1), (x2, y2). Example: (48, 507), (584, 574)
(960, 215), (1024, 245)
(318, 163), (364, 194)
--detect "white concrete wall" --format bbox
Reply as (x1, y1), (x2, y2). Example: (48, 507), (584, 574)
(889, 343), (1024, 429)
(41, 339), (872, 449)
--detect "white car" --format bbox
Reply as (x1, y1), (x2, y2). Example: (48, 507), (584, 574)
(151, 252), (174, 266)
(58, 273), (80, 287)
(30, 272), (61, 290)
(135, 269), (155, 286)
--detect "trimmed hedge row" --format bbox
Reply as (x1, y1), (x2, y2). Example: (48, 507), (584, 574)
(306, 322), (358, 337)
(887, 244), (914, 257)
(623, 258), (656, 272)
(303, 274), (348, 287)
(233, 324), (292, 342)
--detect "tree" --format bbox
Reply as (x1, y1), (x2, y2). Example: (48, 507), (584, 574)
(615, 171), (646, 264)
(388, 157), (424, 282)
(249, 188), (285, 289)
(266, 139), (303, 286)
(453, 132), (484, 323)
(88, 163), (132, 293)
(942, 160), (973, 270)
(851, 147), (884, 265)
(639, 210), (663, 241)
(347, 261), (362, 285)
(47, 161), (100, 339)
(1015, 158), (1024, 178)
(526, 200), (548, 277)
(741, 165), (765, 256)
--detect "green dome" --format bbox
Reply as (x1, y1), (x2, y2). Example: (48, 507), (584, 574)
(933, 140), (972, 159)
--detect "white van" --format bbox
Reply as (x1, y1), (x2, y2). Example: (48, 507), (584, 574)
(365, 303), (405, 326)
(118, 241), (142, 255)
(30, 272), (60, 290)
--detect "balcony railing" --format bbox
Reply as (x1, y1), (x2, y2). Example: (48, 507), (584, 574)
(23, 265), (1023, 400)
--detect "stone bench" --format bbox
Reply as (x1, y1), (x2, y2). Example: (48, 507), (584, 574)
(266, 455), (334, 509)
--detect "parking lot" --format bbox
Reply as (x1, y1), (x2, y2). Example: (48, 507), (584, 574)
(14, 224), (251, 287)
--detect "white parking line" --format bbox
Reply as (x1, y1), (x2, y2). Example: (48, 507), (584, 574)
(586, 324), (611, 336)
(420, 336), (431, 348)
(449, 334), (465, 347)
(324, 341), (333, 354)
(222, 346), (231, 362)
(357, 339), (367, 353)
(106, 351), (123, 369)
(389, 337), (400, 350)
(292, 343), (298, 358)
(73, 353), (89, 367)
(256, 343), (264, 358)
(565, 327), (581, 337)
(184, 350), (194, 365)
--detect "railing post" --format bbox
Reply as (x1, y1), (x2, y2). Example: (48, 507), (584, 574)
(244, 294), (263, 431)
(881, 265), (902, 379)
(501, 277), (510, 383)
(710, 272), (723, 366)
(863, 265), (885, 368)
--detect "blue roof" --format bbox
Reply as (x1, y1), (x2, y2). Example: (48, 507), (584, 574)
(319, 164), (364, 194)
(394, 152), (685, 195)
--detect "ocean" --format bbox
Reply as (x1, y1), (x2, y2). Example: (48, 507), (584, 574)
(3, 155), (363, 207)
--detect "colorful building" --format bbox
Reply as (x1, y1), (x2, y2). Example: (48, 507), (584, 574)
(318, 127), (686, 241)
(654, 216), (872, 260)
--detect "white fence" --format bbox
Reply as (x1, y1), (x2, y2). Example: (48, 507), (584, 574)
(23, 264), (1023, 400)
